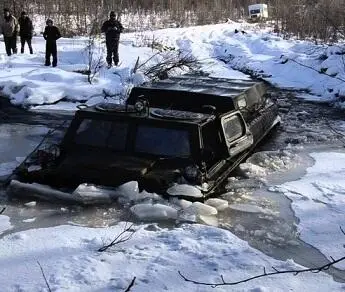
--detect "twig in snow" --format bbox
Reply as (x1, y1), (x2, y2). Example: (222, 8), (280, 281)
(0, 207), (5, 214)
(124, 277), (136, 292)
(282, 56), (345, 83)
(340, 226), (345, 236)
(98, 222), (136, 252)
(178, 255), (345, 287)
(37, 261), (52, 292)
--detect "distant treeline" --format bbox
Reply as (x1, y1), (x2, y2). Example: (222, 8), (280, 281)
(0, 0), (344, 42)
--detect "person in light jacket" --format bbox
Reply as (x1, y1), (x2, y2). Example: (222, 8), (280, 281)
(43, 19), (61, 67)
(1, 8), (18, 56)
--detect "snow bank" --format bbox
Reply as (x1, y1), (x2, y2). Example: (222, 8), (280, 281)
(1, 22), (345, 110)
(0, 36), (151, 110)
(0, 223), (343, 291)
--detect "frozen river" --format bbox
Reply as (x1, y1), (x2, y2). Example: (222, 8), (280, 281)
(0, 90), (345, 282)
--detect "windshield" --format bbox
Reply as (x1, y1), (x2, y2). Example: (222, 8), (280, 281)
(135, 125), (191, 157)
(74, 119), (128, 151)
(250, 9), (261, 14)
(72, 119), (191, 157)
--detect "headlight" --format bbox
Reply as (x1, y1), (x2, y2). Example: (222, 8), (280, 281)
(237, 98), (247, 109)
(134, 100), (145, 112)
(183, 165), (200, 182)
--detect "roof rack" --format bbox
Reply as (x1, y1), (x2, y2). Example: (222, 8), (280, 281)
(150, 109), (205, 120)
(95, 103), (136, 113)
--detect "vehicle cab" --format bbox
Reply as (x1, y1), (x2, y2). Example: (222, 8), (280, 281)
(248, 4), (268, 21)
(10, 74), (279, 199)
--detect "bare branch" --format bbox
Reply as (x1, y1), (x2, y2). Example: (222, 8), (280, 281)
(132, 57), (140, 74)
(0, 207), (5, 214)
(220, 275), (225, 284)
(340, 226), (345, 236)
(178, 255), (345, 287)
(124, 277), (136, 292)
(139, 50), (198, 80)
(98, 222), (136, 252)
(283, 57), (345, 83)
(136, 52), (161, 71)
(37, 261), (52, 292)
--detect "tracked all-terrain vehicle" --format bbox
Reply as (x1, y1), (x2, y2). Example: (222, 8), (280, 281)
(8, 75), (280, 202)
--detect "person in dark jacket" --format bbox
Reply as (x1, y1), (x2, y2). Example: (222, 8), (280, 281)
(43, 19), (61, 67)
(18, 11), (34, 54)
(101, 11), (123, 67)
(1, 8), (18, 56)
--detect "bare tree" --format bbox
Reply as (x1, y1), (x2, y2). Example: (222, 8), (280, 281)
(84, 36), (105, 84)
(82, 13), (106, 84)
(0, 1), (344, 46)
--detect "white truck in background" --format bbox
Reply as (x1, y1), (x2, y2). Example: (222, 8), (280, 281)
(248, 4), (268, 21)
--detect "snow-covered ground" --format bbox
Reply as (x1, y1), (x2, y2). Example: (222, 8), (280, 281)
(0, 20), (345, 291)
(0, 221), (344, 292)
(0, 20), (345, 111)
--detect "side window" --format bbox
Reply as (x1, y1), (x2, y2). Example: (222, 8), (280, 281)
(107, 122), (128, 151)
(135, 126), (191, 157)
(74, 120), (111, 147)
(74, 119), (128, 151)
(222, 114), (245, 145)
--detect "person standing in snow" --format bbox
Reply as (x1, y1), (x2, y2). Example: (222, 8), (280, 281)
(43, 19), (61, 67)
(18, 11), (34, 54)
(1, 8), (18, 56)
(101, 11), (123, 68)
